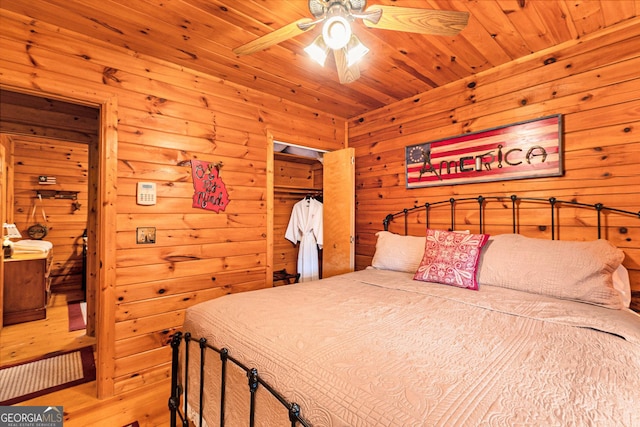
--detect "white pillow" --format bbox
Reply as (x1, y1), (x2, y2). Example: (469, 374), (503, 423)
(613, 264), (631, 308)
(371, 231), (426, 273)
(478, 234), (625, 309)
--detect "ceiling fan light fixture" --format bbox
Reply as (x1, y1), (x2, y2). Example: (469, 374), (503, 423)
(346, 34), (369, 67)
(322, 15), (352, 50)
(235, 0), (470, 84)
(304, 35), (330, 66)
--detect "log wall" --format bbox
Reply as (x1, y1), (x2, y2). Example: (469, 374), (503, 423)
(11, 135), (89, 293)
(0, 89), (99, 144)
(349, 19), (640, 312)
(0, 8), (345, 397)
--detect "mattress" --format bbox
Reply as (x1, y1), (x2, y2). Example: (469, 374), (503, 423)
(181, 268), (640, 426)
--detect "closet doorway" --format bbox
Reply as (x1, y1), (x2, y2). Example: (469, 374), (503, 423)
(269, 138), (354, 286)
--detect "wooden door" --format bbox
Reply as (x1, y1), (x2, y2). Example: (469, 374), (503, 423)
(322, 148), (355, 277)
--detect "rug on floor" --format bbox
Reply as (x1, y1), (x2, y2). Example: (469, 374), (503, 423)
(0, 346), (95, 405)
(67, 301), (87, 331)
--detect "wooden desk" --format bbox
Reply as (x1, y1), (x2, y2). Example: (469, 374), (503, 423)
(3, 251), (53, 325)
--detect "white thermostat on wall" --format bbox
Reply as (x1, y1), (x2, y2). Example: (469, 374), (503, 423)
(136, 182), (157, 205)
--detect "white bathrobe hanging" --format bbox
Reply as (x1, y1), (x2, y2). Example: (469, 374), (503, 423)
(285, 198), (323, 282)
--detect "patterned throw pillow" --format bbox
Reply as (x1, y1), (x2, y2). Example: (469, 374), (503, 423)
(413, 229), (490, 290)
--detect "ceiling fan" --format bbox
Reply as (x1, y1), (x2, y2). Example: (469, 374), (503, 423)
(233, 0), (470, 84)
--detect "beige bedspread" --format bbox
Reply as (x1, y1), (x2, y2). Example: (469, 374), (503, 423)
(182, 268), (640, 427)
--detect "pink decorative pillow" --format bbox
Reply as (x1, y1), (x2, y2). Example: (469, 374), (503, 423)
(414, 229), (490, 290)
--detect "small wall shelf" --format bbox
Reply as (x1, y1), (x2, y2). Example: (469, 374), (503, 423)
(36, 190), (79, 200)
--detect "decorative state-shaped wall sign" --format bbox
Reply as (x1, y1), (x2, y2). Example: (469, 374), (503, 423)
(191, 159), (230, 213)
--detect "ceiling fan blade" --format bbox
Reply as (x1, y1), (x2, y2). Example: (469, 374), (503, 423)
(333, 49), (360, 84)
(233, 18), (315, 56)
(362, 5), (469, 36)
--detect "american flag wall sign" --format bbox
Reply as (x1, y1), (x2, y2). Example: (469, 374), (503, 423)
(405, 115), (563, 189)
(38, 175), (57, 185)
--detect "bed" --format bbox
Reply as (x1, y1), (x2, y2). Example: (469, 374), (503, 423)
(169, 195), (640, 427)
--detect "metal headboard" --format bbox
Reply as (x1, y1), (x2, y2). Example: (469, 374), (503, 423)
(383, 195), (640, 240)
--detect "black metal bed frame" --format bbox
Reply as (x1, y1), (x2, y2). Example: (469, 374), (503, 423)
(169, 331), (311, 427)
(169, 194), (638, 427)
(383, 194), (639, 238)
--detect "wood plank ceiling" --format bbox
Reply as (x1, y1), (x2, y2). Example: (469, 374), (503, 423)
(1, 0), (638, 119)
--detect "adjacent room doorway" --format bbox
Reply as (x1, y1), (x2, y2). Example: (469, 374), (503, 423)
(0, 86), (119, 398)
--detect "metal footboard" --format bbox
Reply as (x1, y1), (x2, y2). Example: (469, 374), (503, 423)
(168, 331), (310, 427)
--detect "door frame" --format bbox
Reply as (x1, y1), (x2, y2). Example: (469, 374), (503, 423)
(267, 135), (354, 282)
(0, 83), (118, 398)
(266, 133), (275, 287)
(0, 140), (7, 326)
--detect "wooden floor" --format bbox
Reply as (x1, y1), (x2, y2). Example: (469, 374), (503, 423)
(1, 291), (170, 426)
(1, 290), (93, 366)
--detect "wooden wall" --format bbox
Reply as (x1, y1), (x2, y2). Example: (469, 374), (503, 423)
(0, 7), (345, 398)
(0, 89), (99, 144)
(349, 19), (640, 312)
(11, 135), (89, 293)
